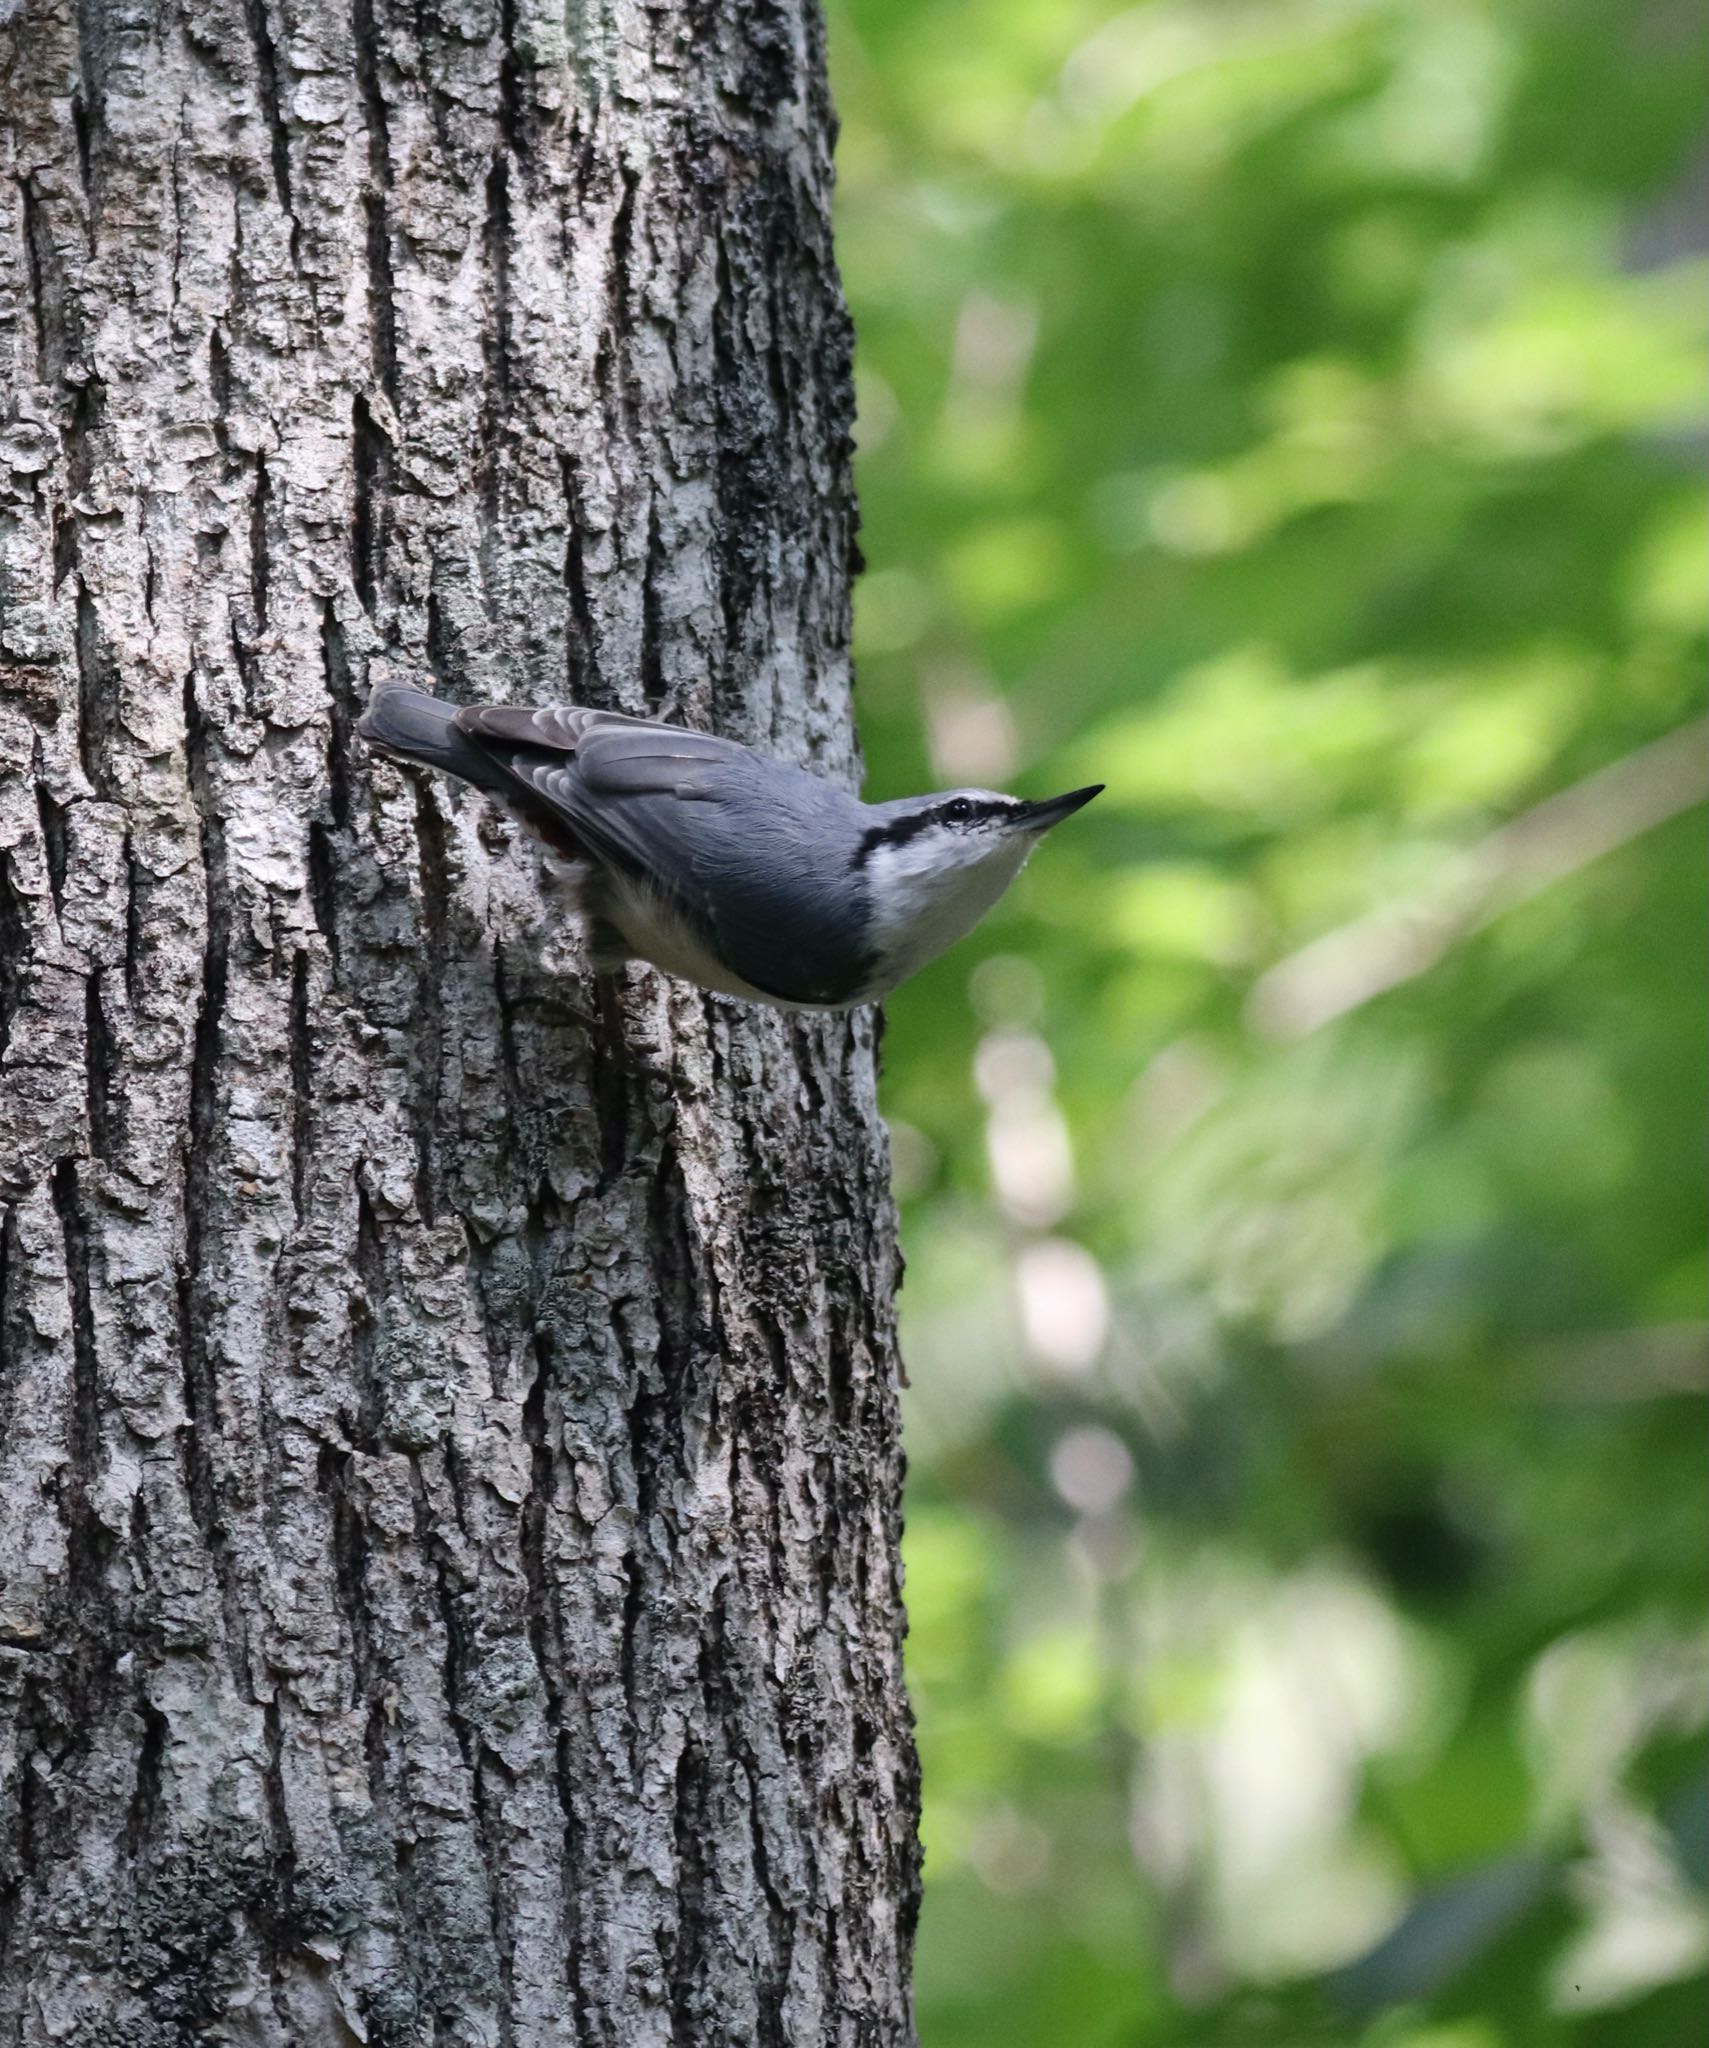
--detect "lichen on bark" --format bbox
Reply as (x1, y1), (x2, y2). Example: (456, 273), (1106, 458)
(0, 2), (918, 2040)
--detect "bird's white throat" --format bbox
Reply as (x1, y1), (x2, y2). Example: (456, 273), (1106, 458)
(862, 830), (1035, 994)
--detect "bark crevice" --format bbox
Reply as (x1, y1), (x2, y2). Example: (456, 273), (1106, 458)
(243, 0), (298, 255)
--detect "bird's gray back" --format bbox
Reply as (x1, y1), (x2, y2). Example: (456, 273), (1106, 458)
(478, 716), (879, 1006)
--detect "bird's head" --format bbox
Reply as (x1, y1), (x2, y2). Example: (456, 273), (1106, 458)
(856, 782), (1103, 986)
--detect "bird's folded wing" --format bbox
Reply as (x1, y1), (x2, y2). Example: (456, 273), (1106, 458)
(503, 732), (875, 1004)
(455, 702), (740, 766)
(455, 708), (748, 878)
(501, 735), (747, 881)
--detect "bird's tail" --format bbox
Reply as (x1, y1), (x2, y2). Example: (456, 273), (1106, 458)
(357, 682), (513, 794)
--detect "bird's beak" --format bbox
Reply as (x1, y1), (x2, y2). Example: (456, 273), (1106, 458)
(1014, 784), (1104, 831)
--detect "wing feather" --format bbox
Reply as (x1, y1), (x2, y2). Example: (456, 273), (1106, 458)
(434, 702), (876, 1004)
(454, 702), (638, 753)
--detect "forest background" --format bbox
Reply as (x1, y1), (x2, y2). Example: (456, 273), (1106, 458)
(829, 1), (1709, 2041)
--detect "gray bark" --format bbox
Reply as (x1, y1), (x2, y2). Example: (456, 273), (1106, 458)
(0, 3), (918, 2042)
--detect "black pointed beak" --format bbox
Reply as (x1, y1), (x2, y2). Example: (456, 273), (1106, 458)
(1014, 784), (1104, 831)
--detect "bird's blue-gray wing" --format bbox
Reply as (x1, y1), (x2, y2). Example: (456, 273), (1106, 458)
(498, 724), (877, 1005)
(455, 701), (721, 758)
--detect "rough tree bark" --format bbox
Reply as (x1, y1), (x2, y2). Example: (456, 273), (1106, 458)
(0, 2), (918, 2042)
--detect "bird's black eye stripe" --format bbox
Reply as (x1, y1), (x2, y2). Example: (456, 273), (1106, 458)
(853, 795), (1020, 867)
(938, 796), (1021, 829)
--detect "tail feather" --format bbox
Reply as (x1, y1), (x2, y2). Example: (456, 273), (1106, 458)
(356, 682), (512, 793)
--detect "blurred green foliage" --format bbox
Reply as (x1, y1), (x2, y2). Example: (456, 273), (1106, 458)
(826, 0), (1708, 2040)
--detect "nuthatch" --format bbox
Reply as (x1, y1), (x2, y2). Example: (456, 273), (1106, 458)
(358, 685), (1100, 1009)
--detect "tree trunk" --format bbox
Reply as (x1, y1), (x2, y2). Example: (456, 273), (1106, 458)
(0, 3), (917, 2041)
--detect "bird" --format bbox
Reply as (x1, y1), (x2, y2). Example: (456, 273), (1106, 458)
(356, 683), (1101, 1011)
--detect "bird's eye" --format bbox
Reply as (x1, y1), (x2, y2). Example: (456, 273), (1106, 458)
(942, 798), (973, 825)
